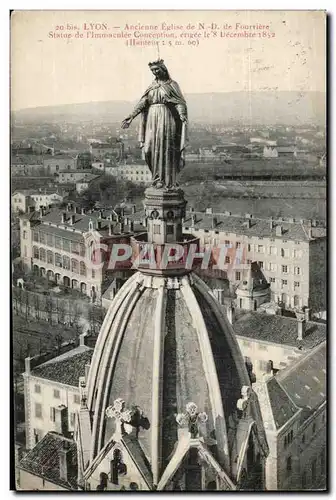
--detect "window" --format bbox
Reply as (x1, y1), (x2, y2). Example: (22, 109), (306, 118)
(294, 249), (302, 258)
(286, 456), (292, 473)
(70, 412), (76, 427)
(281, 279), (288, 287)
(39, 232), (45, 244)
(312, 422), (316, 434)
(258, 344), (267, 351)
(281, 248), (289, 258)
(34, 384), (41, 394)
(153, 224), (161, 235)
(47, 250), (53, 264)
(269, 246), (277, 255)
(236, 242), (241, 249)
(23, 230), (27, 239)
(35, 403), (42, 419)
(55, 253), (62, 267)
(92, 269), (95, 278)
(247, 259), (252, 264)
(63, 239), (70, 252)
(24, 246), (27, 257)
(73, 394), (80, 404)
(63, 256), (70, 270)
(294, 266), (301, 275)
(257, 261), (263, 269)
(80, 262), (86, 276)
(235, 271), (241, 281)
(225, 256), (230, 264)
(270, 277), (276, 283)
(247, 244), (251, 252)
(282, 265), (288, 273)
(71, 259), (79, 273)
(268, 262), (277, 272)
(225, 240), (230, 247)
(33, 246), (39, 259)
(50, 407), (56, 422)
(39, 248), (46, 262)
(302, 433), (305, 444)
(167, 225), (174, 235)
(80, 243), (86, 257)
(55, 237), (62, 249)
(47, 233), (54, 247)
(72, 241), (80, 254)
(257, 245), (264, 253)
(33, 231), (39, 242)
(53, 389), (60, 399)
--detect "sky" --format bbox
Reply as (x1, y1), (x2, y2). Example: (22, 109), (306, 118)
(11, 10), (326, 110)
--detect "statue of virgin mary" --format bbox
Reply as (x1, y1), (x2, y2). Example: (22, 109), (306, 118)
(121, 60), (188, 188)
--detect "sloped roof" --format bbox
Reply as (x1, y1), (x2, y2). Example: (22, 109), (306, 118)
(182, 212), (326, 242)
(277, 341), (326, 411)
(266, 377), (298, 429)
(234, 312), (326, 349)
(19, 432), (78, 490)
(31, 347), (93, 387)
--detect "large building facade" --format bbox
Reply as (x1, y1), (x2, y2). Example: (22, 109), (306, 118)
(182, 210), (326, 314)
(19, 205), (143, 302)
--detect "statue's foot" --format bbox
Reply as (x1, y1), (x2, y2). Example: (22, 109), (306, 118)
(156, 181), (164, 189)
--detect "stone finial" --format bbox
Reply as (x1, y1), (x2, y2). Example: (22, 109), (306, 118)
(79, 376), (88, 409)
(106, 398), (134, 436)
(176, 402), (208, 438)
(236, 386), (252, 418)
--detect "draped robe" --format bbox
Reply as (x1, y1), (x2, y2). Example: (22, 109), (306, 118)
(130, 79), (188, 188)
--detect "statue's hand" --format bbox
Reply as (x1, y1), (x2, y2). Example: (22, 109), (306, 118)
(180, 115), (188, 123)
(121, 117), (132, 129)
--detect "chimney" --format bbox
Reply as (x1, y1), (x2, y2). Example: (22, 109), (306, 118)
(24, 357), (31, 374)
(75, 206), (81, 214)
(129, 221), (134, 232)
(61, 212), (67, 223)
(244, 219), (251, 229)
(224, 211), (231, 216)
(39, 207), (45, 218)
(119, 222), (125, 233)
(28, 206), (35, 213)
(191, 214), (196, 227)
(226, 303), (235, 325)
(98, 210), (103, 219)
(308, 228), (312, 239)
(296, 310), (306, 341)
(275, 225), (283, 236)
(108, 223), (113, 236)
(55, 404), (68, 436)
(189, 207), (194, 213)
(212, 216), (217, 229)
(70, 214), (75, 225)
(59, 440), (72, 482)
(245, 213), (252, 219)
(206, 207), (213, 215)
(85, 363), (90, 381)
(81, 207), (86, 215)
(97, 220), (102, 230)
(131, 205), (136, 214)
(67, 203), (72, 212)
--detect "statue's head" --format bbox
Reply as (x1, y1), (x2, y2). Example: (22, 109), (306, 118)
(148, 59), (170, 80)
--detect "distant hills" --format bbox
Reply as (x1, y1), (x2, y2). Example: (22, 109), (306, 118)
(13, 91), (325, 126)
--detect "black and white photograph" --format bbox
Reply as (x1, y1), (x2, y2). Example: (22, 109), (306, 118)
(10, 9), (327, 491)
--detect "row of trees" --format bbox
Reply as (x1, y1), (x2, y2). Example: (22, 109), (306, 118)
(12, 286), (105, 335)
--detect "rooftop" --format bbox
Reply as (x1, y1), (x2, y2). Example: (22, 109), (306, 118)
(234, 312), (326, 350)
(183, 211), (326, 242)
(19, 432), (77, 490)
(31, 346), (93, 387)
(25, 207), (145, 236)
(277, 341), (327, 411)
(263, 377), (299, 430)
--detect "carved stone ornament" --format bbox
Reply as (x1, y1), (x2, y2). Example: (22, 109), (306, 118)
(236, 385), (252, 418)
(176, 402), (208, 438)
(106, 398), (134, 435)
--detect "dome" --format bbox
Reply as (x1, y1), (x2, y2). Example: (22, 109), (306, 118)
(81, 270), (268, 489)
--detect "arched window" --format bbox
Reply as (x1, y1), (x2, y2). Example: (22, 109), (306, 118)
(47, 250), (53, 264)
(71, 258), (79, 274)
(294, 295), (300, 307)
(33, 246), (39, 259)
(39, 248), (46, 262)
(80, 262), (86, 276)
(111, 449), (127, 485)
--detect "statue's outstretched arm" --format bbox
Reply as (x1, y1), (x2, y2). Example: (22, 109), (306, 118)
(129, 96), (148, 119)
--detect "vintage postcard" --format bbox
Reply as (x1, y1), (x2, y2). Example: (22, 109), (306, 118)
(11, 10), (326, 491)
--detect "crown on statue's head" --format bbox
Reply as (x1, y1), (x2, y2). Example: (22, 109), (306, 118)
(148, 59), (165, 68)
